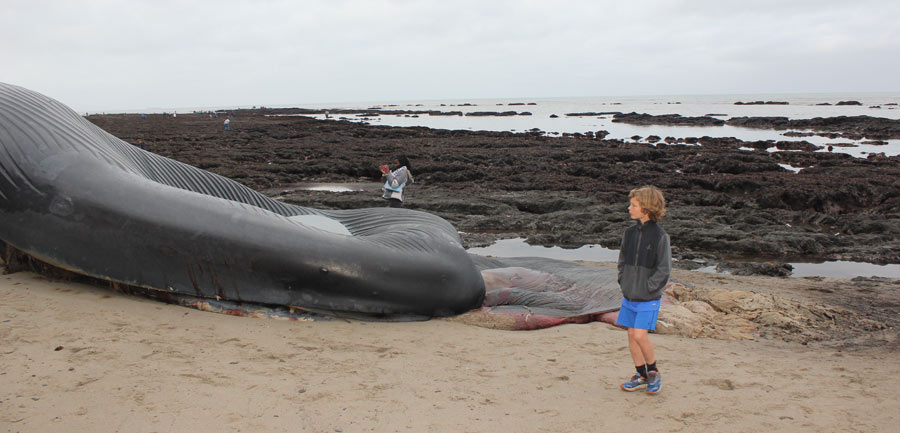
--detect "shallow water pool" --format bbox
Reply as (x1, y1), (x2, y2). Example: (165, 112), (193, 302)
(468, 238), (900, 279)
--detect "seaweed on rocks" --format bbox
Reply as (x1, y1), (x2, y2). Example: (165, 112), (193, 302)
(88, 110), (900, 272)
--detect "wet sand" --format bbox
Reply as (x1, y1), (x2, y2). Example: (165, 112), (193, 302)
(2, 265), (898, 432)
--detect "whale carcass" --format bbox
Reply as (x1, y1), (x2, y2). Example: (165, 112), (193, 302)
(0, 82), (485, 319)
(0, 83), (630, 329)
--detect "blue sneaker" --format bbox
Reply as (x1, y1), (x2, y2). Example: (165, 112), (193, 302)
(620, 374), (647, 391)
(647, 371), (661, 394)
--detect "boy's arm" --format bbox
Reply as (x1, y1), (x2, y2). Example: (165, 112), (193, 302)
(646, 234), (671, 294)
(617, 234), (626, 284)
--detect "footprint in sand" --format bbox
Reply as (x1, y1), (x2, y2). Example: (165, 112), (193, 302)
(702, 378), (736, 390)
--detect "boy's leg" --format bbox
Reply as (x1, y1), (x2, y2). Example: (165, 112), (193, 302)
(627, 327), (647, 378)
(630, 328), (662, 394)
(618, 300), (662, 392)
(620, 328), (649, 391)
(628, 328), (655, 367)
(629, 328), (662, 394)
(618, 305), (648, 391)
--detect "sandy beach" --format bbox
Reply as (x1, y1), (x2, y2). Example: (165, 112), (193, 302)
(3, 1), (899, 431)
(3, 264), (898, 433)
(2, 86), (898, 432)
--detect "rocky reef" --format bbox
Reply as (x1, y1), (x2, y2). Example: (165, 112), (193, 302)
(88, 110), (900, 274)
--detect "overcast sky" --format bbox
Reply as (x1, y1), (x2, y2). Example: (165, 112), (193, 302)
(2, 0), (898, 112)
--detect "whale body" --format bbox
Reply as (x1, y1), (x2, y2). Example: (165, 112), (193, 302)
(0, 83), (485, 319)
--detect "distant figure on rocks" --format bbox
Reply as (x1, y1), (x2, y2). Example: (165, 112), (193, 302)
(224, 117), (231, 131)
(380, 156), (414, 208)
(136, 138), (146, 150)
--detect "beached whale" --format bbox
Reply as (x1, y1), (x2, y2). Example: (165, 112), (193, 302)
(0, 82), (629, 328)
(0, 82), (486, 319)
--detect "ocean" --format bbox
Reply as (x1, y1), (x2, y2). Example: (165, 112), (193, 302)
(297, 93), (900, 157)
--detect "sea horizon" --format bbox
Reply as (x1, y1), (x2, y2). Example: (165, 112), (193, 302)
(90, 90), (900, 116)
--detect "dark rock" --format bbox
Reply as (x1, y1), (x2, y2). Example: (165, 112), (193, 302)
(465, 111), (519, 117)
(726, 115), (900, 140)
(774, 141), (822, 152)
(783, 131), (816, 137)
(565, 112), (622, 117)
(734, 101), (789, 105)
(726, 116), (791, 129)
(613, 112), (725, 127)
(718, 261), (793, 277)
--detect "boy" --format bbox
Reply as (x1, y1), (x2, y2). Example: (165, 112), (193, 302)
(617, 185), (671, 395)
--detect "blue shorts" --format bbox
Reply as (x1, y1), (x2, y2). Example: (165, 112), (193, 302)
(615, 298), (660, 331)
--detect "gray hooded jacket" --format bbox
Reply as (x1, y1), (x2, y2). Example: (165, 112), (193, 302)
(617, 220), (671, 302)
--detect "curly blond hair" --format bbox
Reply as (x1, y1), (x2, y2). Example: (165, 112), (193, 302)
(629, 185), (667, 221)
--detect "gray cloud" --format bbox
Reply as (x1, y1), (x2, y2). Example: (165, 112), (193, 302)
(2, 0), (897, 111)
